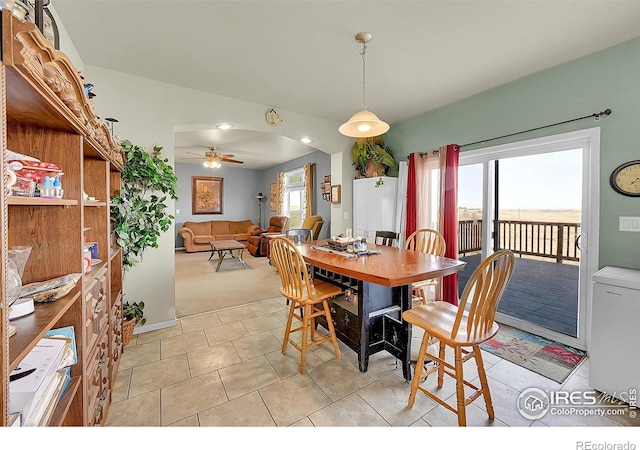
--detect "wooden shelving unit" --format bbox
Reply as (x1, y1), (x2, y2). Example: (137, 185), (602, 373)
(1, 10), (124, 426)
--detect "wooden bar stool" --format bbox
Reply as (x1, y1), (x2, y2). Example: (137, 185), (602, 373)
(405, 228), (446, 304)
(402, 250), (515, 426)
(269, 237), (342, 374)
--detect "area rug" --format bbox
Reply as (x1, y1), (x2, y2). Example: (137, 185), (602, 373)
(481, 324), (586, 383)
(175, 249), (283, 317)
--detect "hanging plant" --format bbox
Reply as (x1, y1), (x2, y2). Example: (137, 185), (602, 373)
(351, 135), (398, 178)
(111, 140), (178, 270)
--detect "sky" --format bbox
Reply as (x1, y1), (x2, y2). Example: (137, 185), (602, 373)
(458, 149), (583, 210)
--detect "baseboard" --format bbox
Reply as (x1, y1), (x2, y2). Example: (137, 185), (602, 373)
(133, 319), (178, 335)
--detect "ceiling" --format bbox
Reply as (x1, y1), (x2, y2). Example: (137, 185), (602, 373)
(53, 1), (640, 169)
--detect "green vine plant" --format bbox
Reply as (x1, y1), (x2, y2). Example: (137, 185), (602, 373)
(351, 135), (398, 178)
(111, 140), (178, 270)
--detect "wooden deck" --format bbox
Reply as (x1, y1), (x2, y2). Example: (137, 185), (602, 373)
(457, 254), (579, 337)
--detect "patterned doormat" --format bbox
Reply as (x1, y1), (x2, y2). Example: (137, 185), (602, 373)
(481, 324), (586, 384)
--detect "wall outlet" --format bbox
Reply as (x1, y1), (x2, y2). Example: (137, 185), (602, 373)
(176, 208), (180, 214)
(619, 216), (640, 232)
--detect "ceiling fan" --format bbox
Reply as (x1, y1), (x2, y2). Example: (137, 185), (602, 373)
(182, 147), (244, 167)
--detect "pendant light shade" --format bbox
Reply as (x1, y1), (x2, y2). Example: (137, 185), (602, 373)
(338, 109), (389, 138)
(339, 32), (389, 138)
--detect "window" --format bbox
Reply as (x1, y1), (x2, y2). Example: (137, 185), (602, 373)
(283, 168), (305, 228)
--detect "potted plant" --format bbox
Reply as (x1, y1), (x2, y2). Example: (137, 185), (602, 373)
(111, 140), (178, 270)
(122, 300), (145, 345)
(351, 135), (398, 178)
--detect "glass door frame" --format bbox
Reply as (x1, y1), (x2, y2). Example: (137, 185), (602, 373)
(459, 128), (600, 350)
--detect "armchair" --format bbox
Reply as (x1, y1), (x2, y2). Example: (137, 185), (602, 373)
(301, 215), (324, 240)
(246, 215), (290, 256)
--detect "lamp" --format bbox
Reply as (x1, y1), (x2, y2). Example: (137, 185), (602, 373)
(339, 32), (389, 138)
(255, 192), (265, 228)
(203, 159), (221, 169)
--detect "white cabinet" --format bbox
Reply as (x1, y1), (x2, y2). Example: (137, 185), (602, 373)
(590, 266), (640, 403)
(353, 177), (398, 241)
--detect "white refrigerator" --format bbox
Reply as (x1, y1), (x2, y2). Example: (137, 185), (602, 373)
(589, 266), (640, 403)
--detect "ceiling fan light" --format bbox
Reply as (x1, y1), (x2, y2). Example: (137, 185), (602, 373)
(339, 109), (389, 138)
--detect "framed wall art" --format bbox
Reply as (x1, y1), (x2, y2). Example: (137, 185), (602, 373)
(269, 182), (279, 211)
(331, 184), (341, 204)
(192, 176), (223, 214)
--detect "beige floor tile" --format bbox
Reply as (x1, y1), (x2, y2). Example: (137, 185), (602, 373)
(308, 358), (374, 401)
(199, 391), (276, 426)
(232, 330), (282, 360)
(289, 417), (314, 426)
(111, 367), (132, 403)
(259, 374), (331, 426)
(105, 389), (161, 426)
(474, 377), (534, 426)
(204, 321), (249, 345)
(264, 349), (304, 379)
(216, 305), (257, 324)
(119, 340), (161, 371)
(308, 393), (390, 426)
(135, 323), (183, 345)
(572, 357), (590, 380)
(485, 358), (561, 393)
(187, 341), (242, 377)
(129, 354), (190, 397)
(356, 373), (439, 427)
(219, 356), (281, 399)
(105, 298), (636, 431)
(180, 311), (222, 333)
(168, 415), (200, 426)
(248, 297), (288, 316)
(421, 401), (508, 427)
(161, 371), (228, 425)
(242, 314), (284, 335)
(161, 330), (209, 359)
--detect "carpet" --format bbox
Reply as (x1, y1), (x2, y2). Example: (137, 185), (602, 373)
(175, 249), (283, 317)
(481, 324), (586, 383)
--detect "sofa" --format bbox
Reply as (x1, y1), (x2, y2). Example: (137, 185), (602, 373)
(246, 215), (290, 256)
(179, 219), (261, 253)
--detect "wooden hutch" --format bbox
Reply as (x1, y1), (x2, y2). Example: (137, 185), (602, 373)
(0, 9), (124, 426)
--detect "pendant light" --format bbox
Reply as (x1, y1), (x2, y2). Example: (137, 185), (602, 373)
(339, 31), (389, 138)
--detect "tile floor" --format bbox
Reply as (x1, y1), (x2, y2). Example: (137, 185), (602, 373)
(106, 296), (639, 431)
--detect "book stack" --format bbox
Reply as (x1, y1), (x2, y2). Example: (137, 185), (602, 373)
(9, 326), (77, 426)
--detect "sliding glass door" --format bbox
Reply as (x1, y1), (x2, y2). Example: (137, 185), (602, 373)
(457, 129), (600, 350)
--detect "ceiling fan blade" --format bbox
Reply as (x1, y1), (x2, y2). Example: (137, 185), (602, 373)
(222, 158), (244, 164)
(179, 157), (206, 160)
(186, 151), (205, 157)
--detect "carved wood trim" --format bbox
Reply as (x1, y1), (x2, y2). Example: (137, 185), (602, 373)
(4, 11), (124, 169)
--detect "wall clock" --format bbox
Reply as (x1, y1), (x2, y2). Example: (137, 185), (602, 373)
(265, 108), (283, 127)
(610, 160), (640, 197)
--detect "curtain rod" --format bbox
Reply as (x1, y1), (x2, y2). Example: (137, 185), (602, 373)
(458, 108), (612, 149)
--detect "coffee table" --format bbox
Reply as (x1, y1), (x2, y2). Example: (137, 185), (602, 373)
(208, 240), (248, 272)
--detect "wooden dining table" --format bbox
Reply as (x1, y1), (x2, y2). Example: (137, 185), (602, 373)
(296, 240), (466, 381)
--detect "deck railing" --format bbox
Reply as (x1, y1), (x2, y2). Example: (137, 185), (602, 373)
(458, 219), (581, 263)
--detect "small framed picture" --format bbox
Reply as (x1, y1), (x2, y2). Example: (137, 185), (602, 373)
(331, 184), (341, 204)
(269, 183), (278, 211)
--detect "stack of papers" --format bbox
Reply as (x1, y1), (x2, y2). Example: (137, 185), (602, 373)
(9, 335), (71, 426)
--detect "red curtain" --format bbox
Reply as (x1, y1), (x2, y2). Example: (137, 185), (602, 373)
(442, 144), (460, 305)
(405, 153), (417, 240)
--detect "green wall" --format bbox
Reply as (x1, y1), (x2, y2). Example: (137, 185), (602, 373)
(386, 37), (640, 270)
